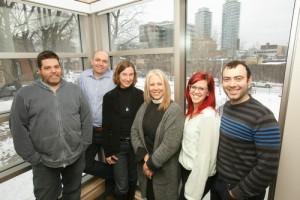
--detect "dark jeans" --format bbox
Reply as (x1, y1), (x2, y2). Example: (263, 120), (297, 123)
(179, 165), (215, 200)
(146, 179), (155, 200)
(113, 141), (137, 195)
(210, 177), (266, 200)
(84, 130), (114, 196)
(32, 153), (85, 200)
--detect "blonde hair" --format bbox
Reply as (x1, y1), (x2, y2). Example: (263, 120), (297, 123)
(144, 69), (171, 111)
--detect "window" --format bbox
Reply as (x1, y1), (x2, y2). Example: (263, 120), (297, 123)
(0, 1), (86, 175)
(106, 0), (174, 97)
(108, 0), (174, 51)
(0, 1), (82, 53)
(186, 0), (294, 119)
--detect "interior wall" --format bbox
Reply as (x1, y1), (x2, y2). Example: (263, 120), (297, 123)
(274, 0), (300, 198)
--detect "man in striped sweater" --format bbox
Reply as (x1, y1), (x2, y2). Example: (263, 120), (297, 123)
(211, 60), (281, 200)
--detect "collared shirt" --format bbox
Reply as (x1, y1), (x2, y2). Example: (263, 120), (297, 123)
(77, 68), (115, 127)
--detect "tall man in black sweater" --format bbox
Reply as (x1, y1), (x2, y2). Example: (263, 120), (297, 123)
(211, 60), (281, 200)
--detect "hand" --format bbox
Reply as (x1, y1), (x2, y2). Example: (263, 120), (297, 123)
(143, 162), (153, 179)
(105, 155), (118, 165)
(144, 154), (149, 162)
(229, 190), (235, 199)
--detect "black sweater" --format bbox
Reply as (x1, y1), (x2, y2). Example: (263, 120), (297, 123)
(102, 86), (144, 157)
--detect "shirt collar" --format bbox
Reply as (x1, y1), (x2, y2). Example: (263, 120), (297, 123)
(87, 68), (111, 79)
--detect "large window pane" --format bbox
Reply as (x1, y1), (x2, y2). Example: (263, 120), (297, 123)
(112, 54), (175, 98)
(0, 59), (37, 114)
(187, 0), (294, 119)
(0, 1), (82, 53)
(109, 0), (174, 51)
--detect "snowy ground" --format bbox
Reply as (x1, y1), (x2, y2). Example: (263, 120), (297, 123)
(0, 78), (282, 199)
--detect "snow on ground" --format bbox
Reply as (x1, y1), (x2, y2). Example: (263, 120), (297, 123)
(0, 171), (33, 200)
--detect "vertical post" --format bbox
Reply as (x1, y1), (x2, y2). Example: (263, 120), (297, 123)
(219, 58), (224, 95)
(173, 0), (186, 110)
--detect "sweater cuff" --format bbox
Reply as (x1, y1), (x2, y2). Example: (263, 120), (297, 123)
(104, 150), (113, 158)
(146, 156), (158, 171)
(135, 147), (147, 163)
(28, 152), (42, 166)
(231, 185), (244, 200)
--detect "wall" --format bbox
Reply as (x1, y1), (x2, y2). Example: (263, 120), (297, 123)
(274, 0), (300, 198)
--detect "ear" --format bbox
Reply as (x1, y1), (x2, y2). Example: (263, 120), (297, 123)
(248, 76), (253, 86)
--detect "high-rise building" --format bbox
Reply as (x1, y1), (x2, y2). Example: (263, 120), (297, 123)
(139, 21), (194, 50)
(139, 21), (174, 48)
(221, 0), (241, 55)
(195, 7), (212, 39)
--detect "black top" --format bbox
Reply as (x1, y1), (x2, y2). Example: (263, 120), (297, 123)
(119, 87), (133, 138)
(102, 86), (144, 157)
(142, 102), (165, 154)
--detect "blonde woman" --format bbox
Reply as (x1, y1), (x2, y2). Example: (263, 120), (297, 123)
(131, 69), (185, 200)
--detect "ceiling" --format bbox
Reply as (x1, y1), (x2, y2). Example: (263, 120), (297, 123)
(22, 0), (142, 14)
(75, 0), (101, 4)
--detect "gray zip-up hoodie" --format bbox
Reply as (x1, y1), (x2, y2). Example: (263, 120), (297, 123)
(9, 79), (93, 168)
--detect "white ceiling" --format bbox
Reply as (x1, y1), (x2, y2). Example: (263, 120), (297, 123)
(22, 0), (143, 14)
(75, 0), (101, 4)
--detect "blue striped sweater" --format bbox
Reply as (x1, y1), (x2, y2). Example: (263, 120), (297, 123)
(217, 97), (281, 199)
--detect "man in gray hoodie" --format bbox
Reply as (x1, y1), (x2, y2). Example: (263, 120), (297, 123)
(9, 50), (93, 200)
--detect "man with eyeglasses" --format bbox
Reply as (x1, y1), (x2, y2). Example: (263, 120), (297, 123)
(77, 50), (116, 200)
(211, 60), (281, 200)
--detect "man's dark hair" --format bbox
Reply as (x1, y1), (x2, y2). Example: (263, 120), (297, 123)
(37, 50), (60, 69)
(222, 60), (252, 80)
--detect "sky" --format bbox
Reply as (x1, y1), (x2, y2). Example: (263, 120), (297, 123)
(142, 0), (295, 49)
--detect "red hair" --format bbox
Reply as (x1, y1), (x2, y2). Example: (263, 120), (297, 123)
(186, 72), (216, 117)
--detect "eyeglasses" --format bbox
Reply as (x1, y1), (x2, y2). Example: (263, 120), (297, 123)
(189, 85), (207, 93)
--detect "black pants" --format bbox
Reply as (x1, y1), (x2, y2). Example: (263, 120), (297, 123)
(84, 130), (114, 196)
(179, 165), (216, 200)
(210, 177), (266, 200)
(146, 179), (155, 200)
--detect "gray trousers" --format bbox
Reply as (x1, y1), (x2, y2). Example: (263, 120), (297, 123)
(32, 153), (85, 200)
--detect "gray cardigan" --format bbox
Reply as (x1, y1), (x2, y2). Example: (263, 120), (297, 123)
(131, 101), (185, 200)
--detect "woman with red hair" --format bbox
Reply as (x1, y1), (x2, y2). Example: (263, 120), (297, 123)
(179, 72), (220, 200)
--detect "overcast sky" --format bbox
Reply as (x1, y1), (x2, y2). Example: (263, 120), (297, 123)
(143, 0), (295, 49)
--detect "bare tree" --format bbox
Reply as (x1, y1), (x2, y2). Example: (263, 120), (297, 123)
(0, 1), (79, 94)
(33, 8), (78, 52)
(187, 37), (218, 76)
(110, 5), (144, 51)
(0, 1), (22, 95)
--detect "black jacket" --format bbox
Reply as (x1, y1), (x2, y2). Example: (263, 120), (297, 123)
(102, 86), (144, 157)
